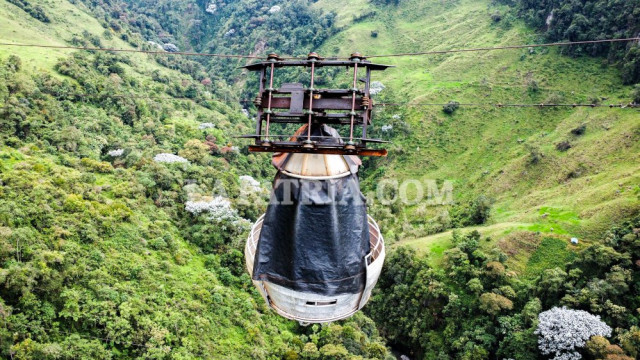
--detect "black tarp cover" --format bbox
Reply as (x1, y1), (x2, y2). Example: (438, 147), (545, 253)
(252, 172), (371, 296)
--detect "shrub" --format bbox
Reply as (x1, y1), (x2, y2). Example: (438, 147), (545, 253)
(570, 124), (587, 136)
(526, 79), (539, 93)
(442, 101), (460, 114)
(555, 141), (572, 152)
(545, 92), (564, 104)
(6, 55), (22, 72)
(621, 47), (640, 85)
(526, 144), (542, 165)
(451, 195), (492, 227)
(632, 85), (640, 104)
(7, 0), (50, 23)
(470, 195), (492, 225)
(80, 158), (113, 173)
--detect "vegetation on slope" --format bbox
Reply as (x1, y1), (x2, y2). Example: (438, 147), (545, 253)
(1, 0), (640, 359)
(315, 0), (639, 257)
(310, 1), (640, 357)
(368, 219), (640, 359)
(74, 0), (337, 82)
(0, 1), (391, 358)
(496, 0), (640, 84)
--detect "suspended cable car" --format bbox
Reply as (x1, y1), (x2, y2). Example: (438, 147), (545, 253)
(241, 52), (391, 324)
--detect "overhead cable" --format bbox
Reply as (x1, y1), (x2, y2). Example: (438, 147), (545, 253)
(1, 37), (639, 60)
(364, 37), (640, 58)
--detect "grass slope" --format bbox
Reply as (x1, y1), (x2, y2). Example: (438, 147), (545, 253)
(316, 0), (640, 271)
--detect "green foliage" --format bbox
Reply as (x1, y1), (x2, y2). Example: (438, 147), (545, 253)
(75, 0), (337, 83)
(6, 0), (50, 23)
(632, 84), (640, 104)
(526, 237), (574, 277)
(2, 0), (640, 358)
(0, 48), (384, 359)
(479, 293), (513, 316)
(451, 196), (492, 227)
(370, 0), (401, 6)
(370, 218), (640, 359)
(495, 0), (640, 84)
(442, 101), (460, 114)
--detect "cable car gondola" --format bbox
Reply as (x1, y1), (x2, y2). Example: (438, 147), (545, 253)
(241, 52), (391, 324)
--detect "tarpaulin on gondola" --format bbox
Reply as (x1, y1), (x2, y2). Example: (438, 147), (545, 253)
(251, 171), (371, 296)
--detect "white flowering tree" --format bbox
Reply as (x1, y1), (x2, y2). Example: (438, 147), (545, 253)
(205, 2), (216, 14)
(153, 153), (189, 164)
(369, 81), (385, 95)
(186, 195), (248, 227)
(107, 149), (124, 157)
(185, 196), (233, 217)
(198, 122), (215, 130)
(535, 307), (612, 360)
(239, 175), (261, 191)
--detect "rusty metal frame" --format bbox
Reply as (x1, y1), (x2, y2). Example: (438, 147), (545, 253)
(241, 52), (392, 157)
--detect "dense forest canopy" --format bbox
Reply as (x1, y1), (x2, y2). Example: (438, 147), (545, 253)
(368, 219), (640, 359)
(0, 44), (391, 360)
(74, 0), (337, 81)
(496, 0), (640, 84)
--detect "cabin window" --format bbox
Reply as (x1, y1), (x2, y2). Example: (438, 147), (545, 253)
(305, 300), (337, 306)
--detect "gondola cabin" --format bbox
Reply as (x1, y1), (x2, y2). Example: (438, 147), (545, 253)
(241, 52), (390, 324)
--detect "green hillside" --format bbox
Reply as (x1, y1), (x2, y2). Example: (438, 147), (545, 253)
(0, 0), (389, 359)
(315, 0), (639, 265)
(1, 0), (639, 359)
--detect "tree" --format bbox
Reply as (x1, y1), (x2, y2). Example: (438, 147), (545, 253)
(178, 139), (211, 164)
(467, 278), (483, 294)
(621, 48), (640, 85)
(443, 101), (460, 114)
(632, 84), (640, 104)
(470, 195), (492, 225)
(585, 335), (633, 360)
(618, 326), (640, 358)
(479, 293), (513, 316)
(535, 307), (612, 360)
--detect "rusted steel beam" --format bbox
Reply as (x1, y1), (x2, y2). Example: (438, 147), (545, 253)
(248, 144), (387, 157)
(265, 95), (365, 111)
(243, 60), (393, 71)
